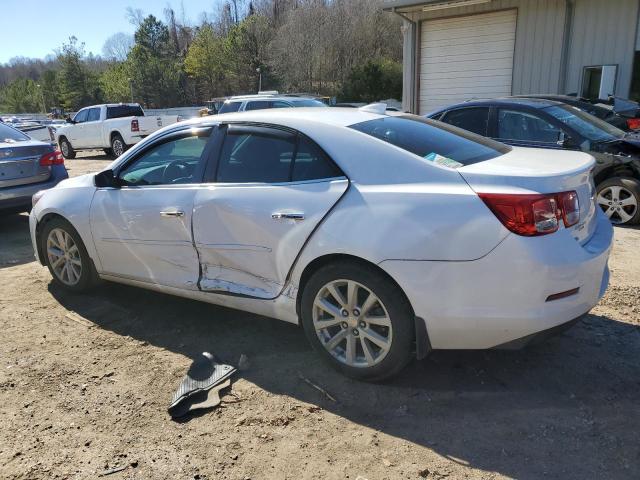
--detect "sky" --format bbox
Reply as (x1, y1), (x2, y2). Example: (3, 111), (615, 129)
(0, 0), (219, 63)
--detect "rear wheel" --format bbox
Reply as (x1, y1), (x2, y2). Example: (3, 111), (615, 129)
(59, 138), (75, 159)
(300, 261), (414, 382)
(111, 134), (126, 158)
(40, 217), (96, 292)
(596, 177), (640, 225)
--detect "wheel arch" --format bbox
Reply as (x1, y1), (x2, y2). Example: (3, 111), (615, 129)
(295, 253), (431, 359)
(594, 165), (639, 186)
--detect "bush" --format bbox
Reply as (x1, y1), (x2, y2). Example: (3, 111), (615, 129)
(339, 59), (402, 103)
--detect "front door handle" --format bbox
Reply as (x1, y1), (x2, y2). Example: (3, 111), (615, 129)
(160, 210), (185, 218)
(272, 212), (305, 221)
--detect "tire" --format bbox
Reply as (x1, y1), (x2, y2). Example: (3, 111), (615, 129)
(596, 177), (640, 225)
(40, 217), (97, 292)
(59, 137), (76, 159)
(111, 134), (126, 158)
(300, 261), (415, 382)
(103, 148), (114, 157)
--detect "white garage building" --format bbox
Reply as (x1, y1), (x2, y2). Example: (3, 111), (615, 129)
(383, 0), (640, 114)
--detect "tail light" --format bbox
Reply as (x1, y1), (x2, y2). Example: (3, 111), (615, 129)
(626, 118), (640, 130)
(39, 150), (64, 166)
(479, 191), (580, 237)
(131, 119), (139, 132)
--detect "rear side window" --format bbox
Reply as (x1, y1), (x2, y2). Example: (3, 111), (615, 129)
(292, 137), (342, 181)
(441, 107), (489, 136)
(219, 102), (242, 114)
(350, 115), (509, 167)
(216, 129), (295, 183)
(245, 101), (271, 111)
(106, 105), (144, 119)
(497, 109), (563, 143)
(0, 123), (29, 142)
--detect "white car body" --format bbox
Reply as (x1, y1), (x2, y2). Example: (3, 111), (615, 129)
(30, 108), (612, 365)
(54, 103), (180, 153)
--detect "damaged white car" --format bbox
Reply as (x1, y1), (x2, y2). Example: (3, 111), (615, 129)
(30, 106), (612, 381)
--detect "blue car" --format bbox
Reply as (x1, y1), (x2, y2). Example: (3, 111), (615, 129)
(0, 122), (68, 215)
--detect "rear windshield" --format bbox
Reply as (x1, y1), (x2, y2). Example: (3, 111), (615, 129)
(219, 102), (242, 114)
(106, 105), (144, 119)
(543, 104), (625, 143)
(349, 115), (509, 167)
(0, 123), (30, 142)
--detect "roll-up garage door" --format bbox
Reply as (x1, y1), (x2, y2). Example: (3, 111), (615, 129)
(419, 9), (517, 114)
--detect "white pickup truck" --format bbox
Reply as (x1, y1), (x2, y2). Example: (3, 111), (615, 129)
(54, 103), (182, 159)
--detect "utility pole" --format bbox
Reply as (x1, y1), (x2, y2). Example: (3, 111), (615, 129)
(36, 84), (46, 114)
(256, 67), (262, 93)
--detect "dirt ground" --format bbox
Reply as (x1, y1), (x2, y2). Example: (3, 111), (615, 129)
(1, 152), (639, 480)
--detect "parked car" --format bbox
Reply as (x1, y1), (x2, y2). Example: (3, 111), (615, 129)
(427, 98), (640, 224)
(217, 94), (327, 114)
(54, 103), (182, 159)
(0, 122), (67, 215)
(513, 95), (639, 132)
(30, 106), (612, 381)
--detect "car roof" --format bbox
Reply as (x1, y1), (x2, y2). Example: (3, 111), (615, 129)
(427, 97), (566, 116)
(225, 95), (320, 103)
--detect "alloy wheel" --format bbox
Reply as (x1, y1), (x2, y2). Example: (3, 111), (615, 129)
(312, 279), (392, 368)
(112, 139), (124, 157)
(61, 141), (69, 157)
(46, 228), (82, 286)
(597, 185), (638, 224)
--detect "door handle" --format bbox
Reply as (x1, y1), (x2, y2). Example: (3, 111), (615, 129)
(272, 212), (305, 221)
(160, 210), (185, 218)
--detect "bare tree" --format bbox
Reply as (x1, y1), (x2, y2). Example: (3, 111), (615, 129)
(102, 32), (134, 62)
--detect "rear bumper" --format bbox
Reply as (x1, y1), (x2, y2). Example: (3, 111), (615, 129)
(380, 209), (613, 349)
(0, 165), (68, 213)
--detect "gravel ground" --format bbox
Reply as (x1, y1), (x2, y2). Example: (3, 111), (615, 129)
(1, 152), (639, 479)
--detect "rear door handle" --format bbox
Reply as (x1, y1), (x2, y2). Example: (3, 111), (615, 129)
(272, 212), (305, 221)
(160, 210), (185, 218)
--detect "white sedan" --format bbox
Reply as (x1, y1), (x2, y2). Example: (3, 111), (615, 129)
(29, 106), (613, 381)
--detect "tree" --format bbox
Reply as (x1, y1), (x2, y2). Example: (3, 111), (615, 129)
(100, 61), (132, 103)
(185, 24), (230, 97)
(57, 36), (102, 110)
(102, 32), (134, 62)
(0, 78), (42, 112)
(128, 15), (185, 107)
(339, 58), (402, 103)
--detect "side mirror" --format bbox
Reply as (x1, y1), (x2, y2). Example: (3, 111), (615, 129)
(94, 169), (120, 189)
(65, 117), (75, 124)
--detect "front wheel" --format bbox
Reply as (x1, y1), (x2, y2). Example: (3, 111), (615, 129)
(300, 262), (415, 382)
(40, 217), (97, 292)
(59, 138), (76, 159)
(596, 177), (640, 225)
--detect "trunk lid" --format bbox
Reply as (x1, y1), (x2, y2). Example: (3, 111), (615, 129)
(458, 147), (597, 245)
(0, 141), (53, 189)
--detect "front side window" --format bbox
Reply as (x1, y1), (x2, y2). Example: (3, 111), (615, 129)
(497, 109), (563, 143)
(87, 108), (100, 122)
(350, 115), (508, 167)
(272, 101), (292, 108)
(73, 109), (88, 123)
(218, 102), (242, 114)
(119, 131), (211, 186)
(292, 99), (327, 108)
(441, 107), (490, 136)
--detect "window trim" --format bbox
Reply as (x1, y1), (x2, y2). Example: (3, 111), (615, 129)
(204, 122), (346, 185)
(113, 126), (216, 188)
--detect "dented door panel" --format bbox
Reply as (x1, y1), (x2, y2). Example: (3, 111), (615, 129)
(192, 178), (348, 298)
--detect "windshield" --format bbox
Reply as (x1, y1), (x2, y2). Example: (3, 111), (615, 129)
(349, 115), (509, 167)
(0, 123), (30, 142)
(543, 104), (625, 143)
(219, 102), (242, 114)
(292, 99), (327, 108)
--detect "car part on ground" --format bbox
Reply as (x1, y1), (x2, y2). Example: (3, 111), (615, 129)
(168, 352), (236, 419)
(29, 107), (613, 381)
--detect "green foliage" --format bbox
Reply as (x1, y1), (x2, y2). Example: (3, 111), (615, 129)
(57, 36), (102, 110)
(185, 24), (230, 97)
(339, 59), (402, 103)
(128, 15), (184, 107)
(100, 62), (132, 103)
(0, 78), (42, 113)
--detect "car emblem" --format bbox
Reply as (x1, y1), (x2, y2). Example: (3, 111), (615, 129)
(4, 149), (12, 156)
